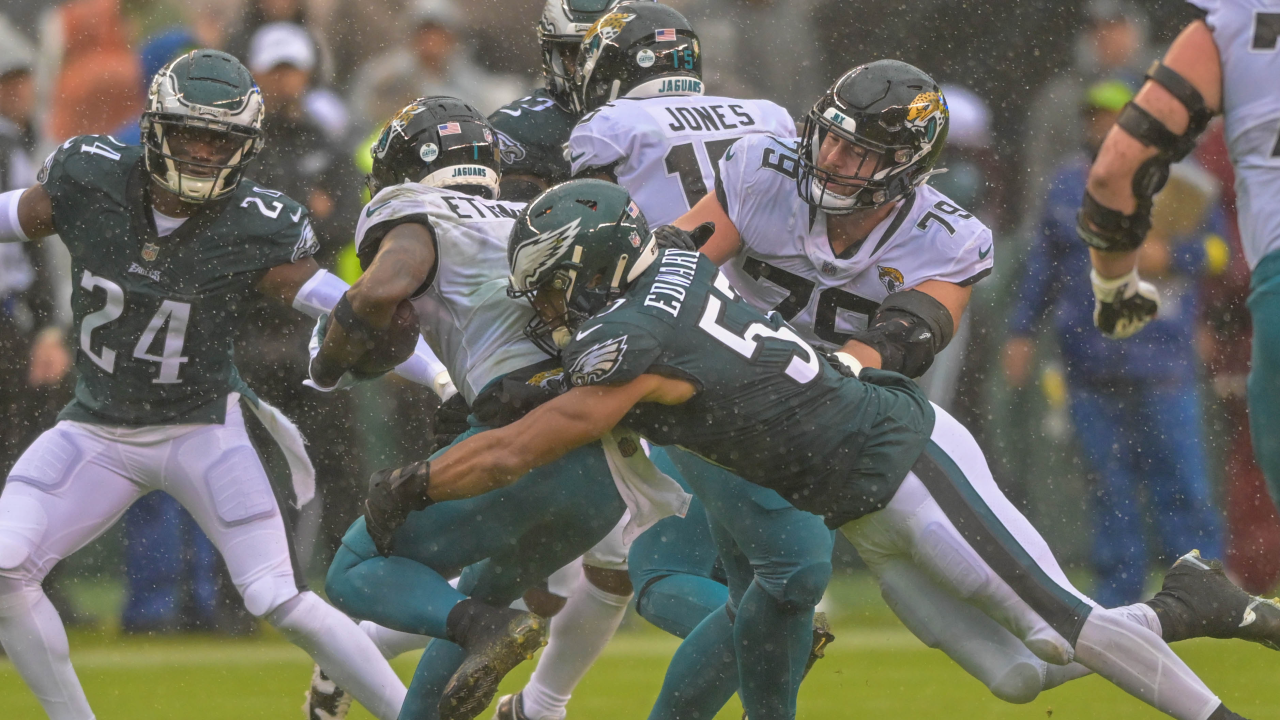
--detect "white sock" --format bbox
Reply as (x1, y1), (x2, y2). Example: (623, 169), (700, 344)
(1041, 660), (1093, 690)
(1072, 607), (1221, 720)
(359, 619), (432, 660)
(1111, 602), (1163, 636)
(267, 592), (407, 720)
(520, 577), (631, 720)
(0, 576), (94, 720)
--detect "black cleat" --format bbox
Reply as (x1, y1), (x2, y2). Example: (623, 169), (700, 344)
(440, 610), (548, 720)
(1146, 549), (1280, 650)
(491, 692), (531, 720)
(302, 665), (352, 720)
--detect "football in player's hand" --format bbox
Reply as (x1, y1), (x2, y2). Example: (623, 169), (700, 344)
(351, 300), (419, 376)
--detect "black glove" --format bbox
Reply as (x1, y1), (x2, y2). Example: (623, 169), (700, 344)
(652, 222), (716, 251)
(432, 393), (471, 449)
(820, 351), (862, 379)
(364, 460), (434, 556)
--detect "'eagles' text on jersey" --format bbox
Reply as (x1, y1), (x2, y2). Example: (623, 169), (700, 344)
(40, 135), (318, 426)
(488, 89), (578, 185)
(1188, 0), (1280, 268)
(561, 249), (935, 527)
(715, 134), (994, 351)
(566, 96), (795, 226)
(354, 184), (547, 403)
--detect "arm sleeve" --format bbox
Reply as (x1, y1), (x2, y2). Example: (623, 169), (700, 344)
(563, 321), (665, 387)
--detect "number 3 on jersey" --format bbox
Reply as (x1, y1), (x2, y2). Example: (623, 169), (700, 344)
(79, 270), (190, 384)
(698, 270), (820, 384)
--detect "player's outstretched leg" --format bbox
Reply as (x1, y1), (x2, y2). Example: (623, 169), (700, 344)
(1145, 549), (1280, 650)
(438, 599), (548, 720)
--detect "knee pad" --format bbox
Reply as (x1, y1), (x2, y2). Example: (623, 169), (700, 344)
(987, 661), (1044, 705)
(0, 494), (48, 572)
(241, 573), (303, 617)
(778, 561), (832, 612)
(0, 575), (44, 617)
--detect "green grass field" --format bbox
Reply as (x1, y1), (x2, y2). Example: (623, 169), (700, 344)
(3, 575), (1277, 719)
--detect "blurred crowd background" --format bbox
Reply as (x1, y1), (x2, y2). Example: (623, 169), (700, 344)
(1, 0), (1274, 635)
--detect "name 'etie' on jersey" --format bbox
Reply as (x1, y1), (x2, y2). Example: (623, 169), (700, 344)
(354, 183), (546, 404)
(566, 95), (796, 226)
(716, 134), (994, 352)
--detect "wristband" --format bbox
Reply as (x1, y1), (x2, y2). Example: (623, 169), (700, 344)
(332, 294), (382, 346)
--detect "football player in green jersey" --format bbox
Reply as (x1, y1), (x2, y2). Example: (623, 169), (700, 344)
(0, 50), (422, 720)
(363, 180), (1268, 720)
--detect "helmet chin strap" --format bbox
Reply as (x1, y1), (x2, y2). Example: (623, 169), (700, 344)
(625, 237), (660, 283)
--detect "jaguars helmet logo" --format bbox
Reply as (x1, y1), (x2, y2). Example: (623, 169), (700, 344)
(372, 103), (427, 159)
(905, 91), (948, 147)
(878, 265), (904, 293)
(493, 129), (527, 167)
(583, 11), (636, 46)
(570, 336), (628, 386)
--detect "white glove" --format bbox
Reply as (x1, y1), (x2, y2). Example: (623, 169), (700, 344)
(1090, 268), (1161, 340)
(303, 313), (360, 392)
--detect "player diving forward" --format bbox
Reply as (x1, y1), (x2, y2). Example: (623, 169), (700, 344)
(0, 50), (419, 720)
(1078, 3), (1280, 518)
(364, 178), (1273, 720)
(312, 97), (697, 720)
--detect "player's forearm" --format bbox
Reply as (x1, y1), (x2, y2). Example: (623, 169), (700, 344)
(838, 339), (882, 370)
(2, 187), (55, 242)
(1089, 247), (1139, 280)
(426, 426), (534, 501)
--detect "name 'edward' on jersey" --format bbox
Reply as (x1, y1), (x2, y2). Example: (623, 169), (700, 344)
(715, 134), (994, 352)
(354, 183), (546, 403)
(566, 95), (795, 226)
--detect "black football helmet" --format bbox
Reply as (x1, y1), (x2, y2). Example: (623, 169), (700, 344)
(367, 97), (502, 199)
(797, 60), (949, 214)
(537, 0), (653, 109)
(573, 2), (702, 113)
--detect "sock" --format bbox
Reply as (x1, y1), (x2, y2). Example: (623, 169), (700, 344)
(635, 573), (729, 639)
(1041, 661), (1093, 691)
(1114, 602), (1163, 637)
(400, 638), (467, 720)
(647, 605), (739, 720)
(1072, 607), (1222, 720)
(0, 577), (94, 720)
(734, 581), (812, 720)
(267, 592), (407, 720)
(359, 619), (432, 660)
(521, 577), (631, 720)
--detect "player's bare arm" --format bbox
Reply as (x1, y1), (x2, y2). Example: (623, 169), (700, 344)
(0, 184), (55, 241)
(1084, 20), (1222, 279)
(310, 222), (436, 387)
(677, 191), (741, 263)
(257, 256), (324, 307)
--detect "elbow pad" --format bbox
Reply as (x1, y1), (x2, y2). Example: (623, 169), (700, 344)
(848, 290), (954, 379)
(1079, 62), (1216, 253)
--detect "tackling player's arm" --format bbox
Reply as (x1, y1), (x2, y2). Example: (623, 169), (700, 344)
(676, 191), (742, 264)
(309, 222), (436, 387)
(1080, 20), (1221, 338)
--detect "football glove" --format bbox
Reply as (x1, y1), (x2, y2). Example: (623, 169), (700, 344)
(1090, 268), (1160, 339)
(822, 351), (864, 378)
(433, 393), (472, 449)
(652, 222), (716, 251)
(365, 460), (434, 556)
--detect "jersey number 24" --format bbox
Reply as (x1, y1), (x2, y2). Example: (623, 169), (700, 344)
(80, 271), (190, 384)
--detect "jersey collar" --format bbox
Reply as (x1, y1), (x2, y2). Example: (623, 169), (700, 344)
(126, 157), (228, 263)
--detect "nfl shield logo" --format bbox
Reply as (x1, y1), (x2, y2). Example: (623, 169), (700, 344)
(142, 243), (160, 262)
(821, 260), (837, 276)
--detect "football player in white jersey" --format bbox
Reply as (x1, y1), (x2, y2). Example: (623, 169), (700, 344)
(564, 2), (796, 227)
(1080, 3), (1280, 549)
(657, 58), (1280, 711)
(312, 97), (696, 720)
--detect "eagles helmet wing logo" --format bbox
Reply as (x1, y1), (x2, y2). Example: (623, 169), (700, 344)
(510, 218), (583, 291)
(878, 265), (904, 293)
(493, 129), (527, 166)
(570, 335), (628, 386)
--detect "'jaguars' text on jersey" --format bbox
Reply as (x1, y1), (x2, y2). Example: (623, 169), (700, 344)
(561, 248), (935, 527)
(715, 134), (994, 351)
(355, 184), (546, 403)
(566, 95), (795, 225)
(40, 135), (318, 425)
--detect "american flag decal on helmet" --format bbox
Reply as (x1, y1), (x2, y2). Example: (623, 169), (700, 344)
(438, 122), (461, 135)
(655, 28), (676, 42)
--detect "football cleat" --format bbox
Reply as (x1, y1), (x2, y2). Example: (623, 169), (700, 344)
(1145, 549), (1280, 650)
(491, 692), (532, 720)
(302, 665), (352, 720)
(440, 610), (548, 720)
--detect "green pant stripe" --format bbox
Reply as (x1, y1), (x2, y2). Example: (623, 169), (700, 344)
(914, 442), (1093, 645)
